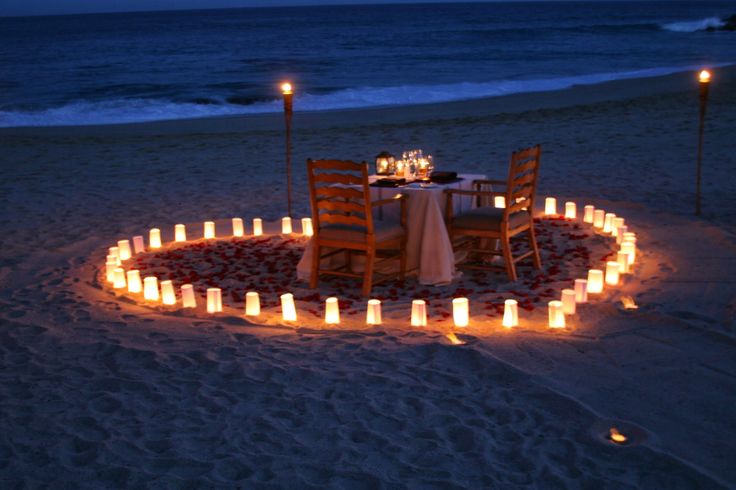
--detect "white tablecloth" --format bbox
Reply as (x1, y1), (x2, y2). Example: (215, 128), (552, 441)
(297, 174), (485, 286)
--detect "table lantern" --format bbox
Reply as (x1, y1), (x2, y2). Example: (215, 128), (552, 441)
(375, 151), (396, 176)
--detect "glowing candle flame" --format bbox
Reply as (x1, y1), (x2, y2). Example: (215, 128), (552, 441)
(699, 70), (711, 83)
(609, 427), (627, 444)
(446, 332), (465, 345)
(281, 82), (293, 95)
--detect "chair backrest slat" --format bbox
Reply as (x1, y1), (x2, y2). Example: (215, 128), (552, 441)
(504, 145), (541, 219)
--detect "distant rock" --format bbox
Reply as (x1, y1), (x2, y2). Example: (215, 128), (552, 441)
(706, 14), (736, 32)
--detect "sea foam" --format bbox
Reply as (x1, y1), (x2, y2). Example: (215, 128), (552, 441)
(661, 17), (725, 32)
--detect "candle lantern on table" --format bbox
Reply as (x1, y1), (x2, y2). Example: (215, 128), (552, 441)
(374, 151), (396, 176)
(281, 82), (294, 218)
(695, 69), (711, 216)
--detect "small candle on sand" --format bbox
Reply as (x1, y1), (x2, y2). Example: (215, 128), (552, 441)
(175, 224), (187, 242)
(245, 292), (260, 317)
(564, 202), (576, 219)
(411, 300), (427, 327)
(149, 229), (162, 249)
(143, 276), (159, 301)
(161, 280), (176, 305)
(325, 297), (340, 325)
(282, 217), (293, 235)
(126, 270), (142, 293)
(366, 299), (382, 325)
(181, 284), (197, 308)
(574, 279), (588, 303)
(593, 210), (605, 229)
(301, 218), (313, 237)
(561, 289), (576, 315)
(232, 218), (244, 237)
(503, 299), (518, 328)
(587, 269), (604, 294)
(253, 218), (263, 236)
(204, 221), (216, 239)
(583, 205), (595, 224)
(132, 236), (145, 254)
(117, 240), (132, 261)
(281, 293), (297, 321)
(544, 197), (557, 216)
(452, 298), (469, 327)
(206, 288), (222, 313)
(548, 300), (565, 328)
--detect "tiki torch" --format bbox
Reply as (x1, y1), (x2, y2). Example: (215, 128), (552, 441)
(695, 69), (711, 216)
(281, 82), (294, 218)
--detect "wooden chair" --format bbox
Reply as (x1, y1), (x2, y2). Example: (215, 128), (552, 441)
(444, 145), (542, 281)
(307, 159), (408, 296)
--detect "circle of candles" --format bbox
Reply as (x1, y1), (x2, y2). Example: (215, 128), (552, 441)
(612, 217), (625, 238)
(280, 293), (297, 321)
(126, 270), (142, 293)
(616, 225), (628, 245)
(204, 221), (216, 239)
(181, 284), (197, 308)
(605, 261), (620, 286)
(583, 205), (595, 224)
(143, 276), (159, 301)
(132, 235), (145, 254)
(232, 218), (244, 237)
(593, 210), (605, 229)
(281, 217), (293, 235)
(175, 224), (187, 242)
(621, 241), (636, 265)
(494, 196), (506, 208)
(301, 217), (314, 237)
(206, 288), (222, 313)
(113, 267), (127, 289)
(109, 246), (120, 262)
(161, 280), (176, 305)
(366, 299), (382, 325)
(105, 259), (117, 283)
(117, 240), (132, 261)
(411, 299), (427, 327)
(325, 297), (340, 324)
(617, 251), (630, 274)
(548, 300), (566, 328)
(502, 299), (518, 328)
(587, 269), (604, 294)
(544, 197), (557, 216)
(452, 297), (469, 328)
(574, 279), (588, 303)
(561, 289), (576, 315)
(603, 213), (616, 234)
(564, 202), (576, 220)
(253, 218), (263, 236)
(149, 228), (162, 249)
(245, 291), (260, 316)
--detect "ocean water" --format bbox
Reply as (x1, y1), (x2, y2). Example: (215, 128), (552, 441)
(1, 1), (735, 127)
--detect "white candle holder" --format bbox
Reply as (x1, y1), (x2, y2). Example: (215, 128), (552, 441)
(206, 288), (222, 313)
(593, 210), (605, 229)
(366, 299), (382, 325)
(325, 297), (340, 325)
(117, 240), (132, 261)
(281, 293), (297, 321)
(105, 259), (117, 283)
(253, 218), (263, 236)
(161, 280), (176, 305)
(494, 196), (506, 209)
(574, 279), (588, 303)
(548, 300), (566, 328)
(612, 217), (625, 238)
(503, 299), (518, 328)
(603, 213), (616, 234)
(126, 270), (142, 293)
(132, 235), (145, 254)
(587, 269), (604, 294)
(245, 291), (260, 317)
(181, 284), (197, 308)
(621, 241), (636, 265)
(175, 224), (187, 242)
(583, 205), (595, 224)
(561, 289), (576, 315)
(452, 297), (469, 328)
(544, 197), (557, 216)
(143, 276), (159, 301)
(232, 218), (244, 237)
(616, 225), (628, 244)
(301, 217), (313, 237)
(109, 246), (120, 262)
(605, 261), (620, 286)
(204, 221), (216, 239)
(281, 217), (293, 235)
(149, 228), (162, 249)
(564, 202), (576, 219)
(617, 251), (630, 274)
(113, 267), (127, 289)
(411, 299), (427, 327)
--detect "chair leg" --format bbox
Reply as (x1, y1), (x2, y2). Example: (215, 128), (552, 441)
(363, 250), (375, 297)
(399, 239), (407, 280)
(310, 243), (321, 289)
(528, 224), (542, 270)
(501, 231), (517, 281)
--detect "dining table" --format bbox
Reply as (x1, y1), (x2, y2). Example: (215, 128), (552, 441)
(296, 173), (487, 286)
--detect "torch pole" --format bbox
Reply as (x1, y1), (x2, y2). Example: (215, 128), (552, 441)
(283, 90), (293, 218)
(695, 78), (709, 216)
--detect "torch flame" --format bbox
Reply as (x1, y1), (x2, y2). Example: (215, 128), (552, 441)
(446, 332), (465, 345)
(699, 70), (711, 83)
(281, 82), (293, 95)
(621, 295), (639, 310)
(609, 427), (627, 444)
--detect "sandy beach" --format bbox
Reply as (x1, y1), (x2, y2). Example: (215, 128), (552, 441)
(1, 66), (735, 488)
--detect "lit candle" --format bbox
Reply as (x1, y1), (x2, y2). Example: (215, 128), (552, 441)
(621, 241), (636, 265)
(605, 261), (620, 286)
(301, 217), (313, 237)
(616, 225), (628, 245)
(561, 289), (576, 315)
(281, 293), (297, 321)
(206, 288), (222, 313)
(583, 205), (595, 224)
(126, 270), (142, 293)
(253, 218), (263, 236)
(593, 210), (605, 229)
(603, 213), (616, 234)
(105, 259), (117, 283)
(245, 291), (260, 316)
(574, 279), (588, 303)
(282, 217), (292, 235)
(113, 267), (127, 289)
(564, 202), (576, 219)
(117, 240), (132, 261)
(366, 299), (382, 325)
(587, 269), (604, 294)
(411, 299), (427, 327)
(161, 280), (176, 305)
(325, 297), (340, 325)
(612, 217), (625, 238)
(175, 224), (187, 242)
(232, 218), (244, 237)
(452, 297), (469, 328)
(149, 228), (162, 249)
(132, 235), (145, 254)
(109, 246), (120, 262)
(143, 276), (159, 301)
(502, 299), (518, 328)
(548, 300), (565, 328)
(494, 196), (506, 208)
(617, 251), (630, 274)
(181, 284), (197, 308)
(204, 221), (215, 239)
(106, 253), (121, 266)
(609, 427), (627, 444)
(544, 197), (557, 216)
